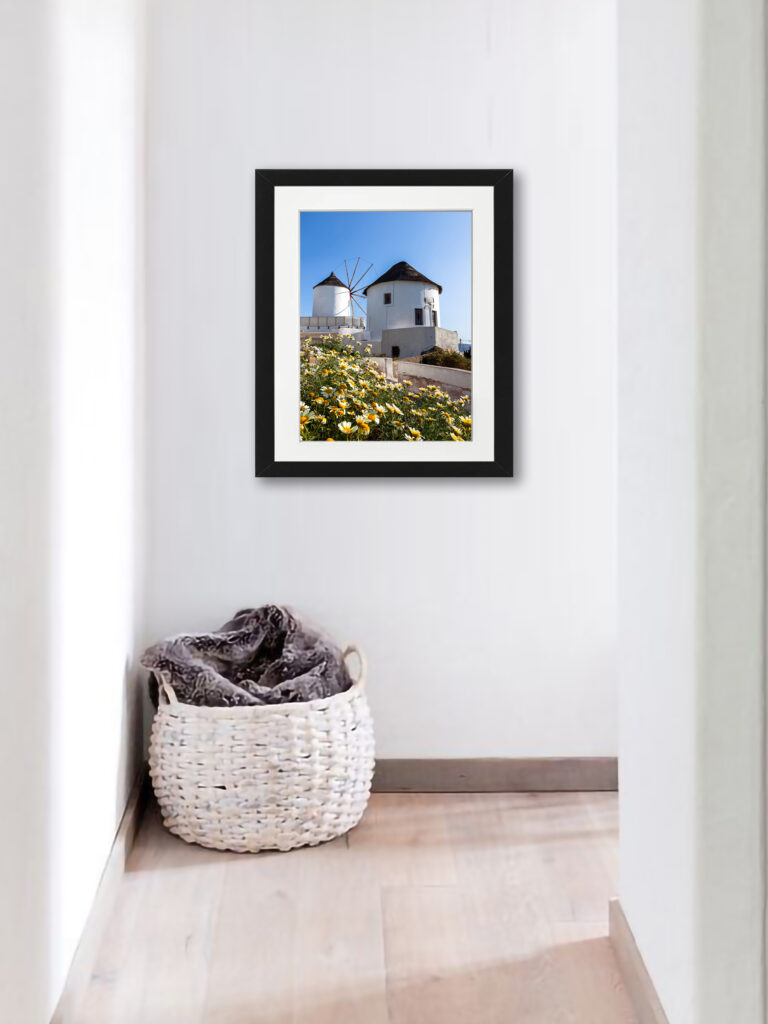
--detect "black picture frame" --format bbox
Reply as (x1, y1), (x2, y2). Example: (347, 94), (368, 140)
(255, 169), (513, 477)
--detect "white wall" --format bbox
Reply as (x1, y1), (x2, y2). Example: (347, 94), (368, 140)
(0, 4), (56, 1021)
(145, 0), (617, 758)
(617, 0), (765, 1021)
(0, 1), (145, 1021)
(617, 1), (697, 1013)
(312, 284), (351, 318)
(50, 0), (146, 1002)
(394, 361), (472, 389)
(367, 281), (440, 340)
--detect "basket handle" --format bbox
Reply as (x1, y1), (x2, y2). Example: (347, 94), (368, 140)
(157, 671), (179, 706)
(343, 645), (367, 684)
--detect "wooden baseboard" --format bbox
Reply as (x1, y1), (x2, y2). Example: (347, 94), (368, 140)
(372, 757), (618, 792)
(50, 771), (150, 1024)
(609, 899), (670, 1024)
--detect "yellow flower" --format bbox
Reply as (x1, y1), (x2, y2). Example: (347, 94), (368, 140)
(314, 397), (326, 405)
(356, 421), (371, 435)
(300, 415), (309, 425)
(338, 421), (357, 435)
(450, 432), (464, 442)
(325, 438), (335, 441)
(460, 416), (472, 426)
(407, 427), (422, 439)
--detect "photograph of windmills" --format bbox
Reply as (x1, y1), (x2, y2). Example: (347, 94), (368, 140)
(299, 211), (472, 442)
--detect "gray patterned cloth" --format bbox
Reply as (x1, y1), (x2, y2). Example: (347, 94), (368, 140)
(141, 605), (352, 707)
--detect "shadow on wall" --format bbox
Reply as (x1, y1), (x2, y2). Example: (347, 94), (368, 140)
(0, 661), (52, 1024)
(0, 1), (54, 1018)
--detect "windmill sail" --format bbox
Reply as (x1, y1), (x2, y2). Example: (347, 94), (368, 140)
(341, 258), (374, 320)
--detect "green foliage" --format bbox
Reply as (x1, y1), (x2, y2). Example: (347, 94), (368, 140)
(420, 347), (472, 370)
(300, 336), (472, 443)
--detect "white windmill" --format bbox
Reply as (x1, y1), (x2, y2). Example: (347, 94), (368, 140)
(303, 258), (374, 338)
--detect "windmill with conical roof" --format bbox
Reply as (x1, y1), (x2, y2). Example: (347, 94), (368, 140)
(300, 258), (373, 339)
(362, 260), (458, 357)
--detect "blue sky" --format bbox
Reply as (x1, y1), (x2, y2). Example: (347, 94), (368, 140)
(300, 211), (472, 342)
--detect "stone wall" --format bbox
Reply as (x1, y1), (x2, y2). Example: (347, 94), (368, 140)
(380, 325), (459, 358)
(395, 361), (471, 390)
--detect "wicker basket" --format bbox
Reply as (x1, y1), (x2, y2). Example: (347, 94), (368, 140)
(148, 646), (374, 853)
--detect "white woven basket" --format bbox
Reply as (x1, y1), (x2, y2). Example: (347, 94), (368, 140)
(148, 646), (374, 853)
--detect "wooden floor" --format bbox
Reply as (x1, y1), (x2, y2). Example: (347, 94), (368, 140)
(77, 793), (636, 1024)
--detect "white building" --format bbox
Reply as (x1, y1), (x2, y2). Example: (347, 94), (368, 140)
(300, 272), (365, 336)
(363, 261), (459, 357)
(312, 271), (351, 317)
(299, 260), (460, 356)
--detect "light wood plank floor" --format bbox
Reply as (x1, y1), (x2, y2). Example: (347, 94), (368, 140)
(77, 792), (636, 1024)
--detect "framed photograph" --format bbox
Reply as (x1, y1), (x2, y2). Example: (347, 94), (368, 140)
(255, 170), (513, 477)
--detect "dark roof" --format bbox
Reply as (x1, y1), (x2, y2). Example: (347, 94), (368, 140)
(363, 261), (442, 295)
(313, 271), (347, 289)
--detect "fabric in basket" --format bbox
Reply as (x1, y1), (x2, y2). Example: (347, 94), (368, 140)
(141, 604), (351, 707)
